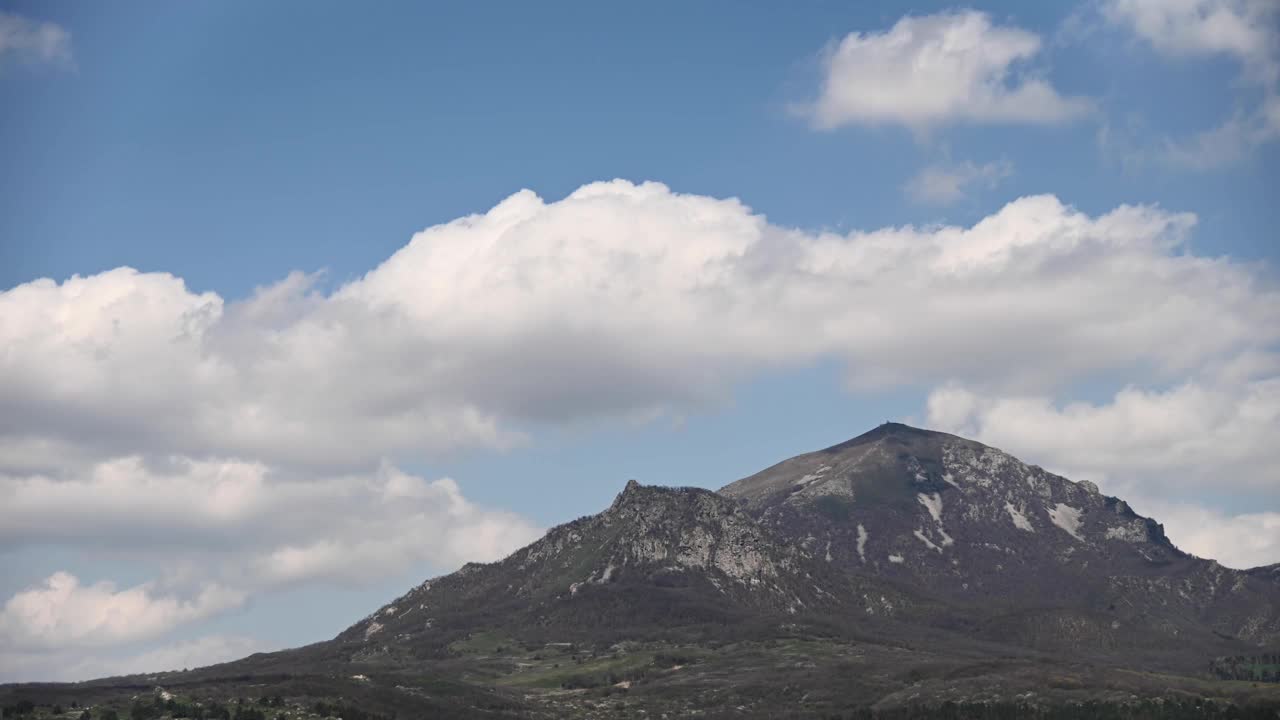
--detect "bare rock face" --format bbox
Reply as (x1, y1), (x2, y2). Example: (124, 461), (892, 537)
(337, 423), (1278, 675)
(338, 479), (878, 654)
(598, 481), (786, 582)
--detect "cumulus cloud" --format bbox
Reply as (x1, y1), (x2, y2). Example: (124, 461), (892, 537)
(1131, 502), (1280, 571)
(0, 11), (73, 68)
(0, 269), (521, 470)
(0, 457), (539, 679)
(925, 376), (1279, 495)
(1103, 0), (1280, 167)
(247, 468), (541, 587)
(0, 572), (245, 651)
(904, 159), (1013, 205)
(805, 11), (1091, 130)
(4, 182), (1276, 474)
(0, 458), (543, 587)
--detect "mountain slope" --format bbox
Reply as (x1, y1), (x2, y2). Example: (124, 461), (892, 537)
(330, 423), (1275, 675)
(334, 480), (908, 656)
(5, 424), (1278, 718)
(721, 423), (1280, 665)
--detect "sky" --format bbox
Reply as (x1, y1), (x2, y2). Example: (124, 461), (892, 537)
(0, 0), (1278, 682)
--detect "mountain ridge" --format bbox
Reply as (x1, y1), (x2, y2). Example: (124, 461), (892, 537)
(322, 421), (1277, 679)
(4, 423), (1278, 718)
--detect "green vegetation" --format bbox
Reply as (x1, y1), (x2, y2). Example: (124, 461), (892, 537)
(3, 647), (1280, 720)
(499, 650), (655, 689)
(839, 699), (1280, 719)
(448, 629), (515, 656)
(812, 494), (856, 521)
(309, 700), (389, 720)
(1211, 654), (1280, 683)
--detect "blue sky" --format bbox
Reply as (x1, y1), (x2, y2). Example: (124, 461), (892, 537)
(1, 0), (1278, 680)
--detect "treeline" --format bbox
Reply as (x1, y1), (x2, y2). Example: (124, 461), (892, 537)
(127, 694), (285, 720)
(825, 698), (1280, 719)
(0, 702), (83, 719)
(310, 700), (392, 720)
(0, 701), (35, 718)
(1210, 654), (1280, 682)
(0, 695), (293, 720)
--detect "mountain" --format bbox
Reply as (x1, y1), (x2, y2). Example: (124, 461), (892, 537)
(721, 424), (1280, 662)
(4, 424), (1279, 719)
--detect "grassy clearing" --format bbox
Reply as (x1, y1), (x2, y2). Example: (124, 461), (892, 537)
(448, 630), (516, 656)
(498, 651), (656, 690)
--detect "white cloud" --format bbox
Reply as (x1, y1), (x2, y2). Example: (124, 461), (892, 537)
(1131, 502), (1280, 570)
(4, 182), (1276, 474)
(1104, 0), (1278, 78)
(905, 159), (1013, 205)
(926, 373), (1280, 497)
(247, 469), (541, 587)
(1103, 0), (1280, 167)
(805, 11), (1091, 130)
(0, 634), (268, 683)
(0, 268), (521, 470)
(1161, 107), (1280, 169)
(0, 458), (543, 588)
(0, 572), (245, 651)
(0, 11), (72, 68)
(0, 457), (539, 679)
(107, 634), (267, 677)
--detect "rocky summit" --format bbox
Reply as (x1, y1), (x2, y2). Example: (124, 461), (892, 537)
(5, 424), (1279, 719)
(722, 424), (1280, 658)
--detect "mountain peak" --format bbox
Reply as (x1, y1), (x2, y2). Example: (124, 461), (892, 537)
(818, 421), (961, 455)
(719, 422), (967, 511)
(717, 423), (1216, 606)
(609, 478), (652, 510)
(855, 420), (929, 437)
